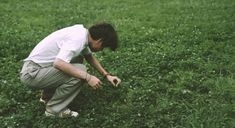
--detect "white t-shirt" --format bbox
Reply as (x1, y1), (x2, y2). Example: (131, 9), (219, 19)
(24, 24), (92, 64)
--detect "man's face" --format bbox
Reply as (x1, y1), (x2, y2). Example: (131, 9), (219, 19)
(88, 39), (104, 52)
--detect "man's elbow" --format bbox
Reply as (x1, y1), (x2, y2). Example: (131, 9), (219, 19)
(53, 58), (63, 69)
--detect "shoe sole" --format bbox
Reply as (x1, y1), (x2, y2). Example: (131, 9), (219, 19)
(45, 111), (56, 117)
(45, 110), (79, 118)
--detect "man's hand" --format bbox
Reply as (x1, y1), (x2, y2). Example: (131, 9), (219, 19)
(86, 74), (102, 89)
(106, 75), (121, 87)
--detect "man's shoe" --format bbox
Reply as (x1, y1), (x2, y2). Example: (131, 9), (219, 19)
(45, 108), (79, 118)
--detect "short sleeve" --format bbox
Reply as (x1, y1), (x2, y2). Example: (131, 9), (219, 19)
(56, 49), (75, 62)
(56, 40), (84, 62)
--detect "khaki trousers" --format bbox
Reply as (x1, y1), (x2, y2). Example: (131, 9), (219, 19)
(20, 61), (86, 113)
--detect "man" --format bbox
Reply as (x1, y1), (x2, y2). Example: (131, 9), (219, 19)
(20, 22), (121, 118)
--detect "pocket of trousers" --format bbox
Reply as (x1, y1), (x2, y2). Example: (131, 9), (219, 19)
(20, 66), (40, 89)
(27, 66), (40, 78)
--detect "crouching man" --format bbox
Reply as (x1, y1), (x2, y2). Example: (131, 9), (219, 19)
(20, 22), (121, 118)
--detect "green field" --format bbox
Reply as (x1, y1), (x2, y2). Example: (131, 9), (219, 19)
(0, 0), (235, 127)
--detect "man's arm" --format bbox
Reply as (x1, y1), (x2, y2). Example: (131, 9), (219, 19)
(53, 58), (87, 79)
(53, 58), (102, 89)
(84, 54), (121, 86)
(84, 54), (108, 76)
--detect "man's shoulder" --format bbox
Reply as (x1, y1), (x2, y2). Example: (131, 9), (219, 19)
(63, 24), (87, 41)
(69, 24), (86, 31)
(72, 24), (87, 33)
(58, 24), (86, 33)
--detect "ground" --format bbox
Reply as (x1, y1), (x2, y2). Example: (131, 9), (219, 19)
(0, 0), (234, 127)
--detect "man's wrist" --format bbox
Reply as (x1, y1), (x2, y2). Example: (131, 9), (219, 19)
(85, 73), (91, 82)
(103, 73), (111, 79)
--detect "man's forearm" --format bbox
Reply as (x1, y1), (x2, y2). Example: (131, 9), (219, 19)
(53, 58), (88, 80)
(85, 54), (109, 76)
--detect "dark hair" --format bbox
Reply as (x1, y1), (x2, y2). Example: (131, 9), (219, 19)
(88, 22), (118, 51)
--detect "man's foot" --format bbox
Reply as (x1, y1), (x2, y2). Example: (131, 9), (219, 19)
(45, 108), (79, 118)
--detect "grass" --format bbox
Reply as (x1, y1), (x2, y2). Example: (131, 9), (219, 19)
(0, 0), (235, 127)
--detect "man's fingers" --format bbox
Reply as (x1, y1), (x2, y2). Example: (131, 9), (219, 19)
(92, 86), (97, 90)
(99, 81), (103, 85)
(112, 78), (120, 87)
(116, 80), (121, 86)
(115, 78), (121, 86)
(113, 79), (118, 84)
(110, 79), (116, 86)
(97, 83), (102, 88)
(93, 82), (102, 90)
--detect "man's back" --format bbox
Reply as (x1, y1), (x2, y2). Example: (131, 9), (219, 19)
(24, 25), (88, 63)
